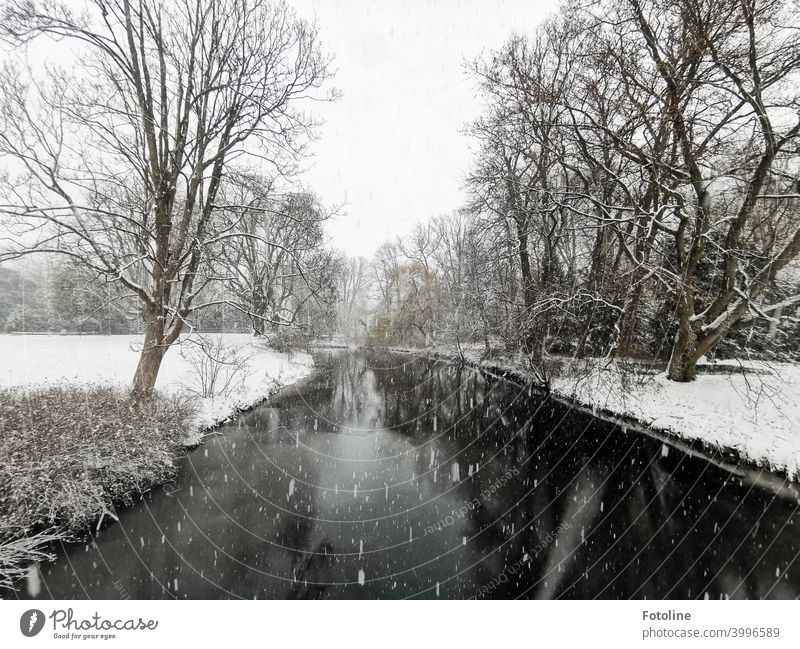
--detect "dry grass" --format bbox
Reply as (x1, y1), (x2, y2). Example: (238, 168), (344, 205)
(0, 533), (60, 589)
(0, 384), (195, 587)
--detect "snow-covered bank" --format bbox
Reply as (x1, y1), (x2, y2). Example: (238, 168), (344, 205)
(0, 334), (314, 443)
(389, 345), (800, 481)
(0, 335), (313, 585)
(553, 358), (800, 480)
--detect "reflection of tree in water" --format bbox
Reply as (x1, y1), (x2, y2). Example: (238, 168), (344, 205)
(285, 540), (335, 599)
(330, 356), (382, 426)
(289, 353), (385, 429)
(370, 356), (491, 440)
(396, 365), (800, 599)
(198, 355), (800, 599)
(515, 413), (800, 599)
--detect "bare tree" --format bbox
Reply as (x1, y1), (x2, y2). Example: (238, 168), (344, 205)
(462, 0), (800, 380)
(590, 0), (800, 379)
(335, 255), (369, 340)
(214, 173), (331, 335)
(466, 15), (586, 358)
(0, 0), (332, 393)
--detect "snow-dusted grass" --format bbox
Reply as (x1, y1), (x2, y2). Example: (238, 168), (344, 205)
(0, 333), (314, 587)
(393, 344), (800, 480)
(0, 384), (194, 587)
(0, 385), (192, 534)
(0, 533), (61, 590)
(0, 333), (314, 444)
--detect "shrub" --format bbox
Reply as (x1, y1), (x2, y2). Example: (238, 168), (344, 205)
(262, 328), (314, 356)
(0, 385), (194, 545)
(178, 335), (253, 399)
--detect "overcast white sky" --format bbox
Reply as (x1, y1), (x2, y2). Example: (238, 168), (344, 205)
(288, 0), (559, 256)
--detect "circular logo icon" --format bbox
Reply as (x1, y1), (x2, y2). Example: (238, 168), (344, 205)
(20, 609), (45, 637)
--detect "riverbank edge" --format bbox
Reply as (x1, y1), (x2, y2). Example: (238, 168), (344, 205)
(0, 353), (316, 591)
(184, 360), (312, 447)
(383, 345), (800, 499)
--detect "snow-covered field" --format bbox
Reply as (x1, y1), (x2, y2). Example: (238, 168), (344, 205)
(395, 345), (800, 480)
(0, 334), (314, 443)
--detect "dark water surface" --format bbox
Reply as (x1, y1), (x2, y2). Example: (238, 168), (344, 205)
(9, 351), (800, 599)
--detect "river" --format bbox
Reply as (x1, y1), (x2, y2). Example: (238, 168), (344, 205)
(9, 350), (800, 599)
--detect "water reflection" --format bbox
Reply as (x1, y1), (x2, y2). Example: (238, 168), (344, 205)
(7, 350), (800, 599)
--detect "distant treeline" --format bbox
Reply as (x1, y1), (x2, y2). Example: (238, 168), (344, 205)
(0, 263), (262, 335)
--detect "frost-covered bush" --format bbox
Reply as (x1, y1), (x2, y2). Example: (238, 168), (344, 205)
(178, 335), (253, 399)
(0, 385), (193, 546)
(262, 328), (313, 356)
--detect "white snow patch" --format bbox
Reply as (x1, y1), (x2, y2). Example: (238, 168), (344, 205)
(550, 359), (800, 479)
(0, 334), (314, 445)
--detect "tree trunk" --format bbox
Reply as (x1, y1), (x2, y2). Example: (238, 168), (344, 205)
(574, 305), (594, 359)
(767, 304), (783, 342)
(616, 279), (644, 357)
(517, 224), (539, 357)
(667, 299), (699, 381)
(518, 230), (535, 312)
(132, 319), (166, 395)
(251, 291), (266, 335)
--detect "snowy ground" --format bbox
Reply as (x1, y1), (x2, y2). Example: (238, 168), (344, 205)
(552, 358), (800, 479)
(393, 345), (800, 480)
(0, 334), (314, 444)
